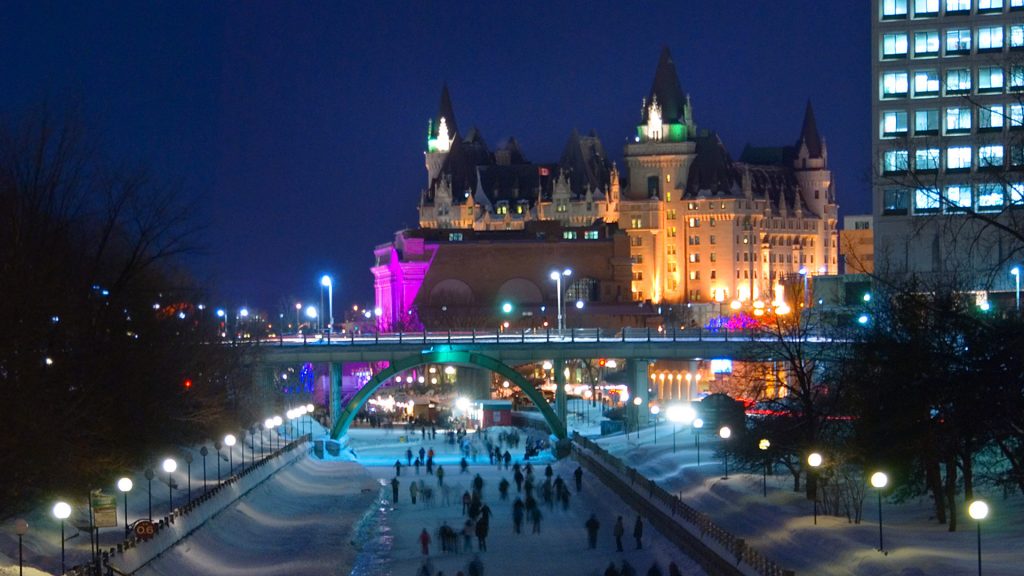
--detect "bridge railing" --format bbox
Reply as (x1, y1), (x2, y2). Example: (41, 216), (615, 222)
(244, 326), (824, 347)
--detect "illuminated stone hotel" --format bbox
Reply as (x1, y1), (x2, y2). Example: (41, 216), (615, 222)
(374, 48), (839, 330)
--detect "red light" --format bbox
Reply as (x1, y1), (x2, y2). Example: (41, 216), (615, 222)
(184, 379), (192, 390)
(598, 359), (606, 367)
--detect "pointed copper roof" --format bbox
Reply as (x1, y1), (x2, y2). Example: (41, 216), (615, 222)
(797, 100), (823, 158)
(645, 47), (688, 123)
(434, 83), (459, 138)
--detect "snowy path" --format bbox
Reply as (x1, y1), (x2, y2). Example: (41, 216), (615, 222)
(348, 428), (707, 576)
(136, 457), (380, 576)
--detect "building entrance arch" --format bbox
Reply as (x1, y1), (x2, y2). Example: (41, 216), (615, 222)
(329, 350), (566, 441)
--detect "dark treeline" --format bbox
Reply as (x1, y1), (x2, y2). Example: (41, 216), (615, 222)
(0, 106), (261, 516)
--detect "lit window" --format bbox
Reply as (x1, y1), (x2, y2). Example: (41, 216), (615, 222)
(947, 146), (972, 170)
(631, 217), (642, 228)
(946, 29), (971, 55)
(666, 209), (676, 220)
(914, 70), (940, 95)
(668, 262), (678, 273)
(632, 271), (643, 281)
(978, 0), (1004, 11)
(884, 149), (909, 172)
(688, 217), (699, 227)
(1010, 182), (1024, 205)
(945, 69), (971, 94)
(631, 254), (644, 264)
(883, 111), (908, 136)
(883, 72), (909, 97)
(915, 148), (941, 170)
(883, 33), (909, 58)
(689, 270), (700, 281)
(979, 67), (1004, 93)
(914, 31), (940, 55)
(1012, 25), (1024, 48)
(914, 187), (941, 213)
(915, 0), (940, 14)
(688, 253), (699, 263)
(946, 107), (972, 132)
(1011, 65), (1024, 89)
(884, 188), (910, 215)
(563, 231), (577, 240)
(496, 202), (508, 215)
(630, 235), (643, 247)
(978, 27), (1004, 51)
(584, 230), (599, 240)
(977, 183), (1004, 211)
(915, 109), (939, 134)
(883, 0), (909, 17)
(667, 226), (677, 238)
(666, 244), (676, 255)
(979, 144), (1004, 167)
(1012, 104), (1024, 127)
(665, 191), (671, 202)
(945, 0), (971, 13)
(946, 185), (973, 211)
(979, 105), (1004, 130)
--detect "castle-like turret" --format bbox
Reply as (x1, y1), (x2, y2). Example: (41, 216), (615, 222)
(425, 84), (459, 184)
(793, 101), (832, 218)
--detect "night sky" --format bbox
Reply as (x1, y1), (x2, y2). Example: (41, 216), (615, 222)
(2, 2), (870, 310)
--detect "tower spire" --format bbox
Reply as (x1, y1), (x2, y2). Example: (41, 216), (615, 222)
(797, 100), (823, 159)
(437, 83), (459, 139)
(645, 46), (688, 124)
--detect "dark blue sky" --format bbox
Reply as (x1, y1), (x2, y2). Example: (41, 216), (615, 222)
(2, 2), (870, 310)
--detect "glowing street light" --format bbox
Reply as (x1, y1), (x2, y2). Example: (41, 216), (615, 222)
(693, 418), (704, 466)
(117, 477), (133, 539)
(224, 434), (237, 477)
(759, 438), (771, 497)
(665, 403), (695, 454)
(870, 471), (888, 552)
(53, 501), (72, 573)
(162, 458), (177, 513)
(719, 426), (732, 479)
(320, 275), (334, 333)
(808, 452), (823, 525)
(967, 499), (989, 576)
(549, 268), (572, 336)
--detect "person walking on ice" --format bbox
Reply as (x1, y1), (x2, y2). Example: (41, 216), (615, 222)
(419, 527), (431, 556)
(633, 515), (644, 550)
(613, 515), (625, 551)
(585, 513), (600, 549)
(391, 476), (399, 503)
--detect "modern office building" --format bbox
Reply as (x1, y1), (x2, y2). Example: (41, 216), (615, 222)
(871, 0), (1024, 290)
(840, 215), (875, 274)
(377, 48), (839, 330)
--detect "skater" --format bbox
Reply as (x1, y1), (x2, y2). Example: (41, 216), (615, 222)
(585, 513), (600, 549)
(437, 465), (445, 486)
(514, 468), (524, 492)
(472, 473), (484, 496)
(633, 515), (644, 550)
(613, 515), (624, 551)
(394, 459), (402, 476)
(462, 491), (472, 515)
(498, 478), (510, 500)
(503, 450), (511, 469)
(419, 527), (431, 555)
(530, 505), (543, 533)
(574, 465), (583, 491)
(391, 477), (399, 503)
(414, 457), (422, 475)
(512, 498), (525, 534)
(406, 448), (413, 466)
(461, 457), (469, 473)
(410, 481), (419, 504)
(462, 518), (474, 552)
(475, 515), (489, 551)
(544, 463), (553, 480)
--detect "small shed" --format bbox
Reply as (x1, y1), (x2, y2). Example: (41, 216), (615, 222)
(479, 400), (513, 428)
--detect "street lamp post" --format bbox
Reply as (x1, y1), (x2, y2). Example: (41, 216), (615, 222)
(798, 266), (809, 308)
(162, 458), (177, 514)
(808, 452), (823, 525)
(759, 438), (771, 497)
(144, 468), (154, 521)
(693, 418), (704, 466)
(321, 275), (334, 333)
(1011, 266), (1020, 312)
(719, 427), (732, 479)
(199, 447), (209, 494)
(225, 434), (237, 477)
(870, 472), (888, 552)
(14, 519), (28, 576)
(214, 440), (222, 483)
(117, 477), (133, 539)
(632, 396), (643, 443)
(968, 500), (989, 576)
(295, 302), (302, 332)
(273, 415), (283, 449)
(53, 502), (71, 574)
(650, 405), (660, 444)
(183, 453), (193, 503)
(549, 269), (572, 337)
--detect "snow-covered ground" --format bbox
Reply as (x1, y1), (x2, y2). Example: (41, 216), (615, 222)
(3, 403), (1022, 575)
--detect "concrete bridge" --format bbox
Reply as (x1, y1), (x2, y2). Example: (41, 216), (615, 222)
(254, 327), (836, 444)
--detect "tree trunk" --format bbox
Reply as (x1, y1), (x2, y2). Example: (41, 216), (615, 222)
(996, 439), (1024, 495)
(962, 447), (974, 502)
(945, 456), (958, 532)
(926, 458), (946, 525)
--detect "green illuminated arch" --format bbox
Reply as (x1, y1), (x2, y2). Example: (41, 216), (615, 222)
(329, 350), (565, 441)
